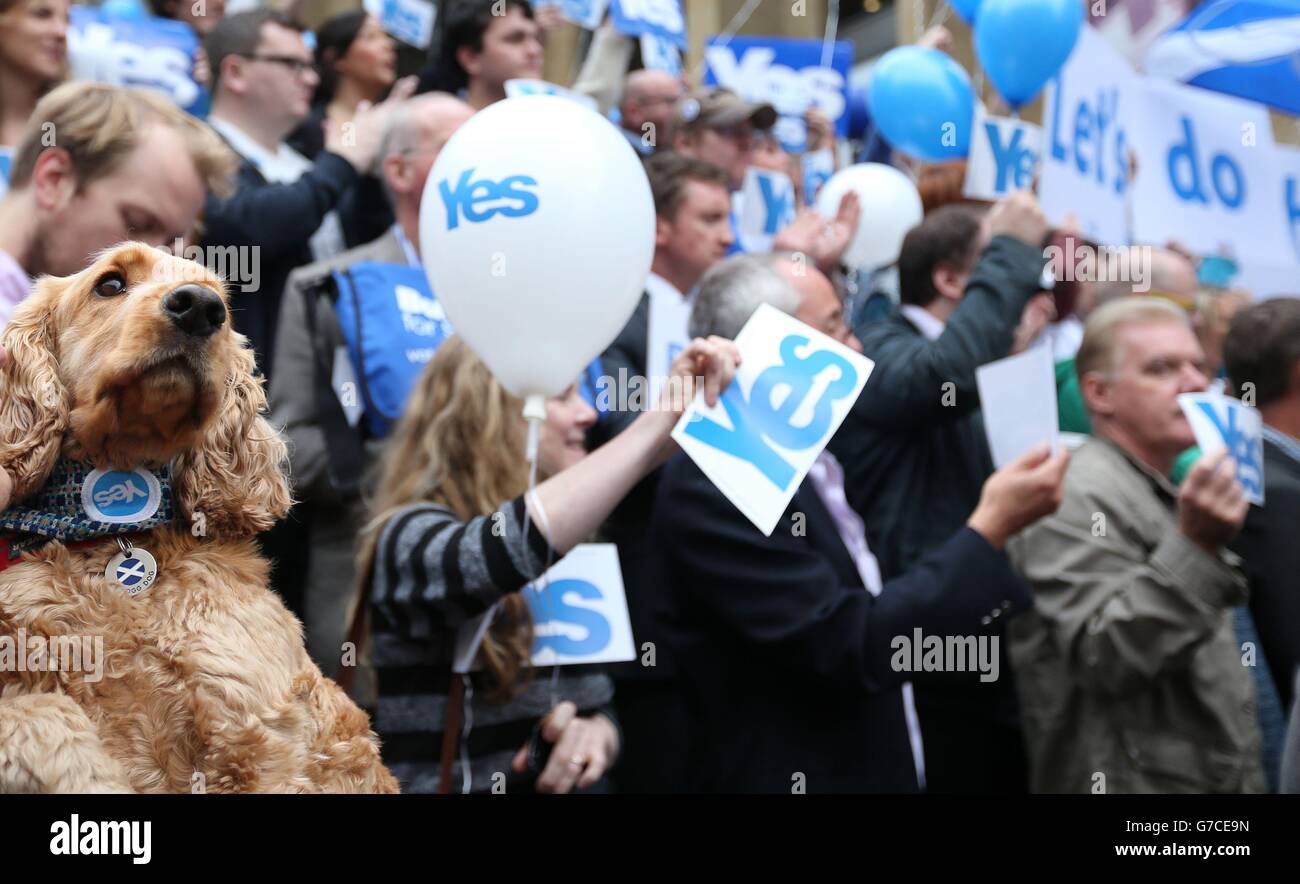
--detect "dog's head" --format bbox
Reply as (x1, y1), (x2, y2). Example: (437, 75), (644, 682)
(0, 242), (290, 538)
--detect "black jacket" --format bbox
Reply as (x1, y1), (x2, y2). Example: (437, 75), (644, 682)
(831, 235), (1045, 579)
(201, 149), (359, 379)
(589, 293), (671, 682)
(829, 234), (1045, 792)
(651, 453), (1031, 793)
(1233, 436), (1300, 709)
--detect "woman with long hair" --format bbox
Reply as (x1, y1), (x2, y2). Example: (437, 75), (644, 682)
(0, 0), (67, 184)
(358, 334), (739, 793)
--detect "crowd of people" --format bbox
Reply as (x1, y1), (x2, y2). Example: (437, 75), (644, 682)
(0, 0), (1298, 796)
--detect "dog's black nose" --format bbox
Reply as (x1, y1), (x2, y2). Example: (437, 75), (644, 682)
(163, 285), (226, 338)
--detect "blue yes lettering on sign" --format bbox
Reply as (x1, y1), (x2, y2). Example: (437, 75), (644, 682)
(682, 334), (858, 490)
(439, 168), (540, 230)
(527, 579), (612, 657)
(986, 122), (1039, 193)
(1195, 401), (1264, 500)
(757, 174), (794, 235)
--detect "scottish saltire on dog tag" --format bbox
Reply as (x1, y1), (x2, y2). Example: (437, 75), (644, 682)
(105, 537), (158, 596)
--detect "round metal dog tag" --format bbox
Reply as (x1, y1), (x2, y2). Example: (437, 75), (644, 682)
(105, 542), (158, 596)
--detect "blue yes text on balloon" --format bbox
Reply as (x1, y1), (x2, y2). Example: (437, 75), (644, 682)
(439, 168), (540, 230)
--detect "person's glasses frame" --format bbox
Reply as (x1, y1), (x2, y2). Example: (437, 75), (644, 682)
(236, 53), (317, 76)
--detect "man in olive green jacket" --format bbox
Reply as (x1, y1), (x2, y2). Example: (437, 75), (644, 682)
(1009, 296), (1264, 794)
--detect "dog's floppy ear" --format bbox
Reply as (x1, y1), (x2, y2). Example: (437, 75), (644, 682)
(172, 339), (292, 539)
(0, 279), (69, 502)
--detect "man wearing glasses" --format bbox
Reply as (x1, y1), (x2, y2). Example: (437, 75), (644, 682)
(200, 9), (398, 381)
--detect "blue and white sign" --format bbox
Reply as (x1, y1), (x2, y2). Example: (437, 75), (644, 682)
(504, 78), (597, 110)
(1041, 24), (1133, 246)
(964, 109), (1043, 201)
(82, 467), (162, 525)
(801, 148), (834, 207)
(704, 36), (853, 154)
(334, 262), (453, 437)
(1145, 0), (1300, 117)
(363, 0), (435, 50)
(67, 6), (205, 116)
(640, 32), (681, 77)
(0, 147), (11, 202)
(1178, 392), (1265, 505)
(1128, 76), (1289, 265)
(672, 303), (874, 535)
(1277, 144), (1300, 264)
(734, 167), (797, 254)
(454, 544), (635, 671)
(609, 0), (686, 48)
(535, 0), (610, 31)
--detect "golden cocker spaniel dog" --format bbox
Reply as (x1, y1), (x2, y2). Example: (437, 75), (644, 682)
(0, 243), (397, 793)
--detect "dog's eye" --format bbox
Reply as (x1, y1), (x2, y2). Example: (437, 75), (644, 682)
(93, 272), (127, 298)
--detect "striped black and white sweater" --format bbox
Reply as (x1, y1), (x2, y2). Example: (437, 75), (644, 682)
(369, 495), (616, 793)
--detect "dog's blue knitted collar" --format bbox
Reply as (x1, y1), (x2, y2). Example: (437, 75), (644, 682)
(0, 458), (174, 543)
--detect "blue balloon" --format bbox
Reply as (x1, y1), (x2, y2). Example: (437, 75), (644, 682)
(975, 0), (1084, 108)
(950, 0), (981, 23)
(868, 46), (974, 162)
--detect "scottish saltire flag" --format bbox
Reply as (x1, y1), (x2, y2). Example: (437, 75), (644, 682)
(1145, 0), (1300, 115)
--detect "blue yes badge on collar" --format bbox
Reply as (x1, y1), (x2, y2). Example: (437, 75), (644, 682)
(81, 468), (162, 525)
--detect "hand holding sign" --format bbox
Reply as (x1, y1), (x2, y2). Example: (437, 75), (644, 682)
(967, 443), (1070, 549)
(1178, 392), (1265, 505)
(672, 304), (873, 535)
(1177, 448), (1250, 555)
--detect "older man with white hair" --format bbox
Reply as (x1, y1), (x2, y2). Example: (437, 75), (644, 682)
(649, 252), (1070, 792)
(1009, 296), (1264, 794)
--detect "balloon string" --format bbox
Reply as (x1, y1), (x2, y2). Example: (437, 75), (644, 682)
(820, 0), (841, 68)
(691, 0), (763, 82)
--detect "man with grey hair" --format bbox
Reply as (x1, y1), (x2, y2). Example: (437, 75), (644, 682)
(650, 252), (1070, 792)
(1008, 296), (1263, 793)
(266, 92), (475, 698)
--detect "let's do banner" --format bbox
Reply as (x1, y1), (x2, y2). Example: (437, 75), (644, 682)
(672, 303), (874, 536)
(454, 544), (635, 671)
(703, 36), (853, 154)
(1042, 23), (1300, 271)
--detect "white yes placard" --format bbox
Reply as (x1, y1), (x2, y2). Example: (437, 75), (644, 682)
(453, 543), (635, 672)
(1178, 393), (1265, 505)
(671, 303), (873, 536)
(976, 345), (1060, 469)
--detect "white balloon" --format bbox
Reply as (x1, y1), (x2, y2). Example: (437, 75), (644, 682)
(419, 95), (654, 401)
(814, 163), (924, 271)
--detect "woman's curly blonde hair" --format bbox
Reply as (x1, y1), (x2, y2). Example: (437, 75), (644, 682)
(357, 337), (537, 699)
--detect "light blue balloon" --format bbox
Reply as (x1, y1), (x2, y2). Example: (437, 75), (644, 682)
(868, 46), (974, 161)
(950, 0), (982, 24)
(975, 0), (1084, 108)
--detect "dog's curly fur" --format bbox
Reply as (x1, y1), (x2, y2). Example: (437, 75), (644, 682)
(0, 244), (398, 793)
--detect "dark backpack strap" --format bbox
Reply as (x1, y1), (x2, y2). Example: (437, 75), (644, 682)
(303, 273), (366, 497)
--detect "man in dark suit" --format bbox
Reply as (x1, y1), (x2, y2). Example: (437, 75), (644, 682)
(1225, 297), (1300, 711)
(200, 9), (396, 380)
(652, 252), (1069, 792)
(830, 193), (1053, 792)
(588, 151), (733, 792)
